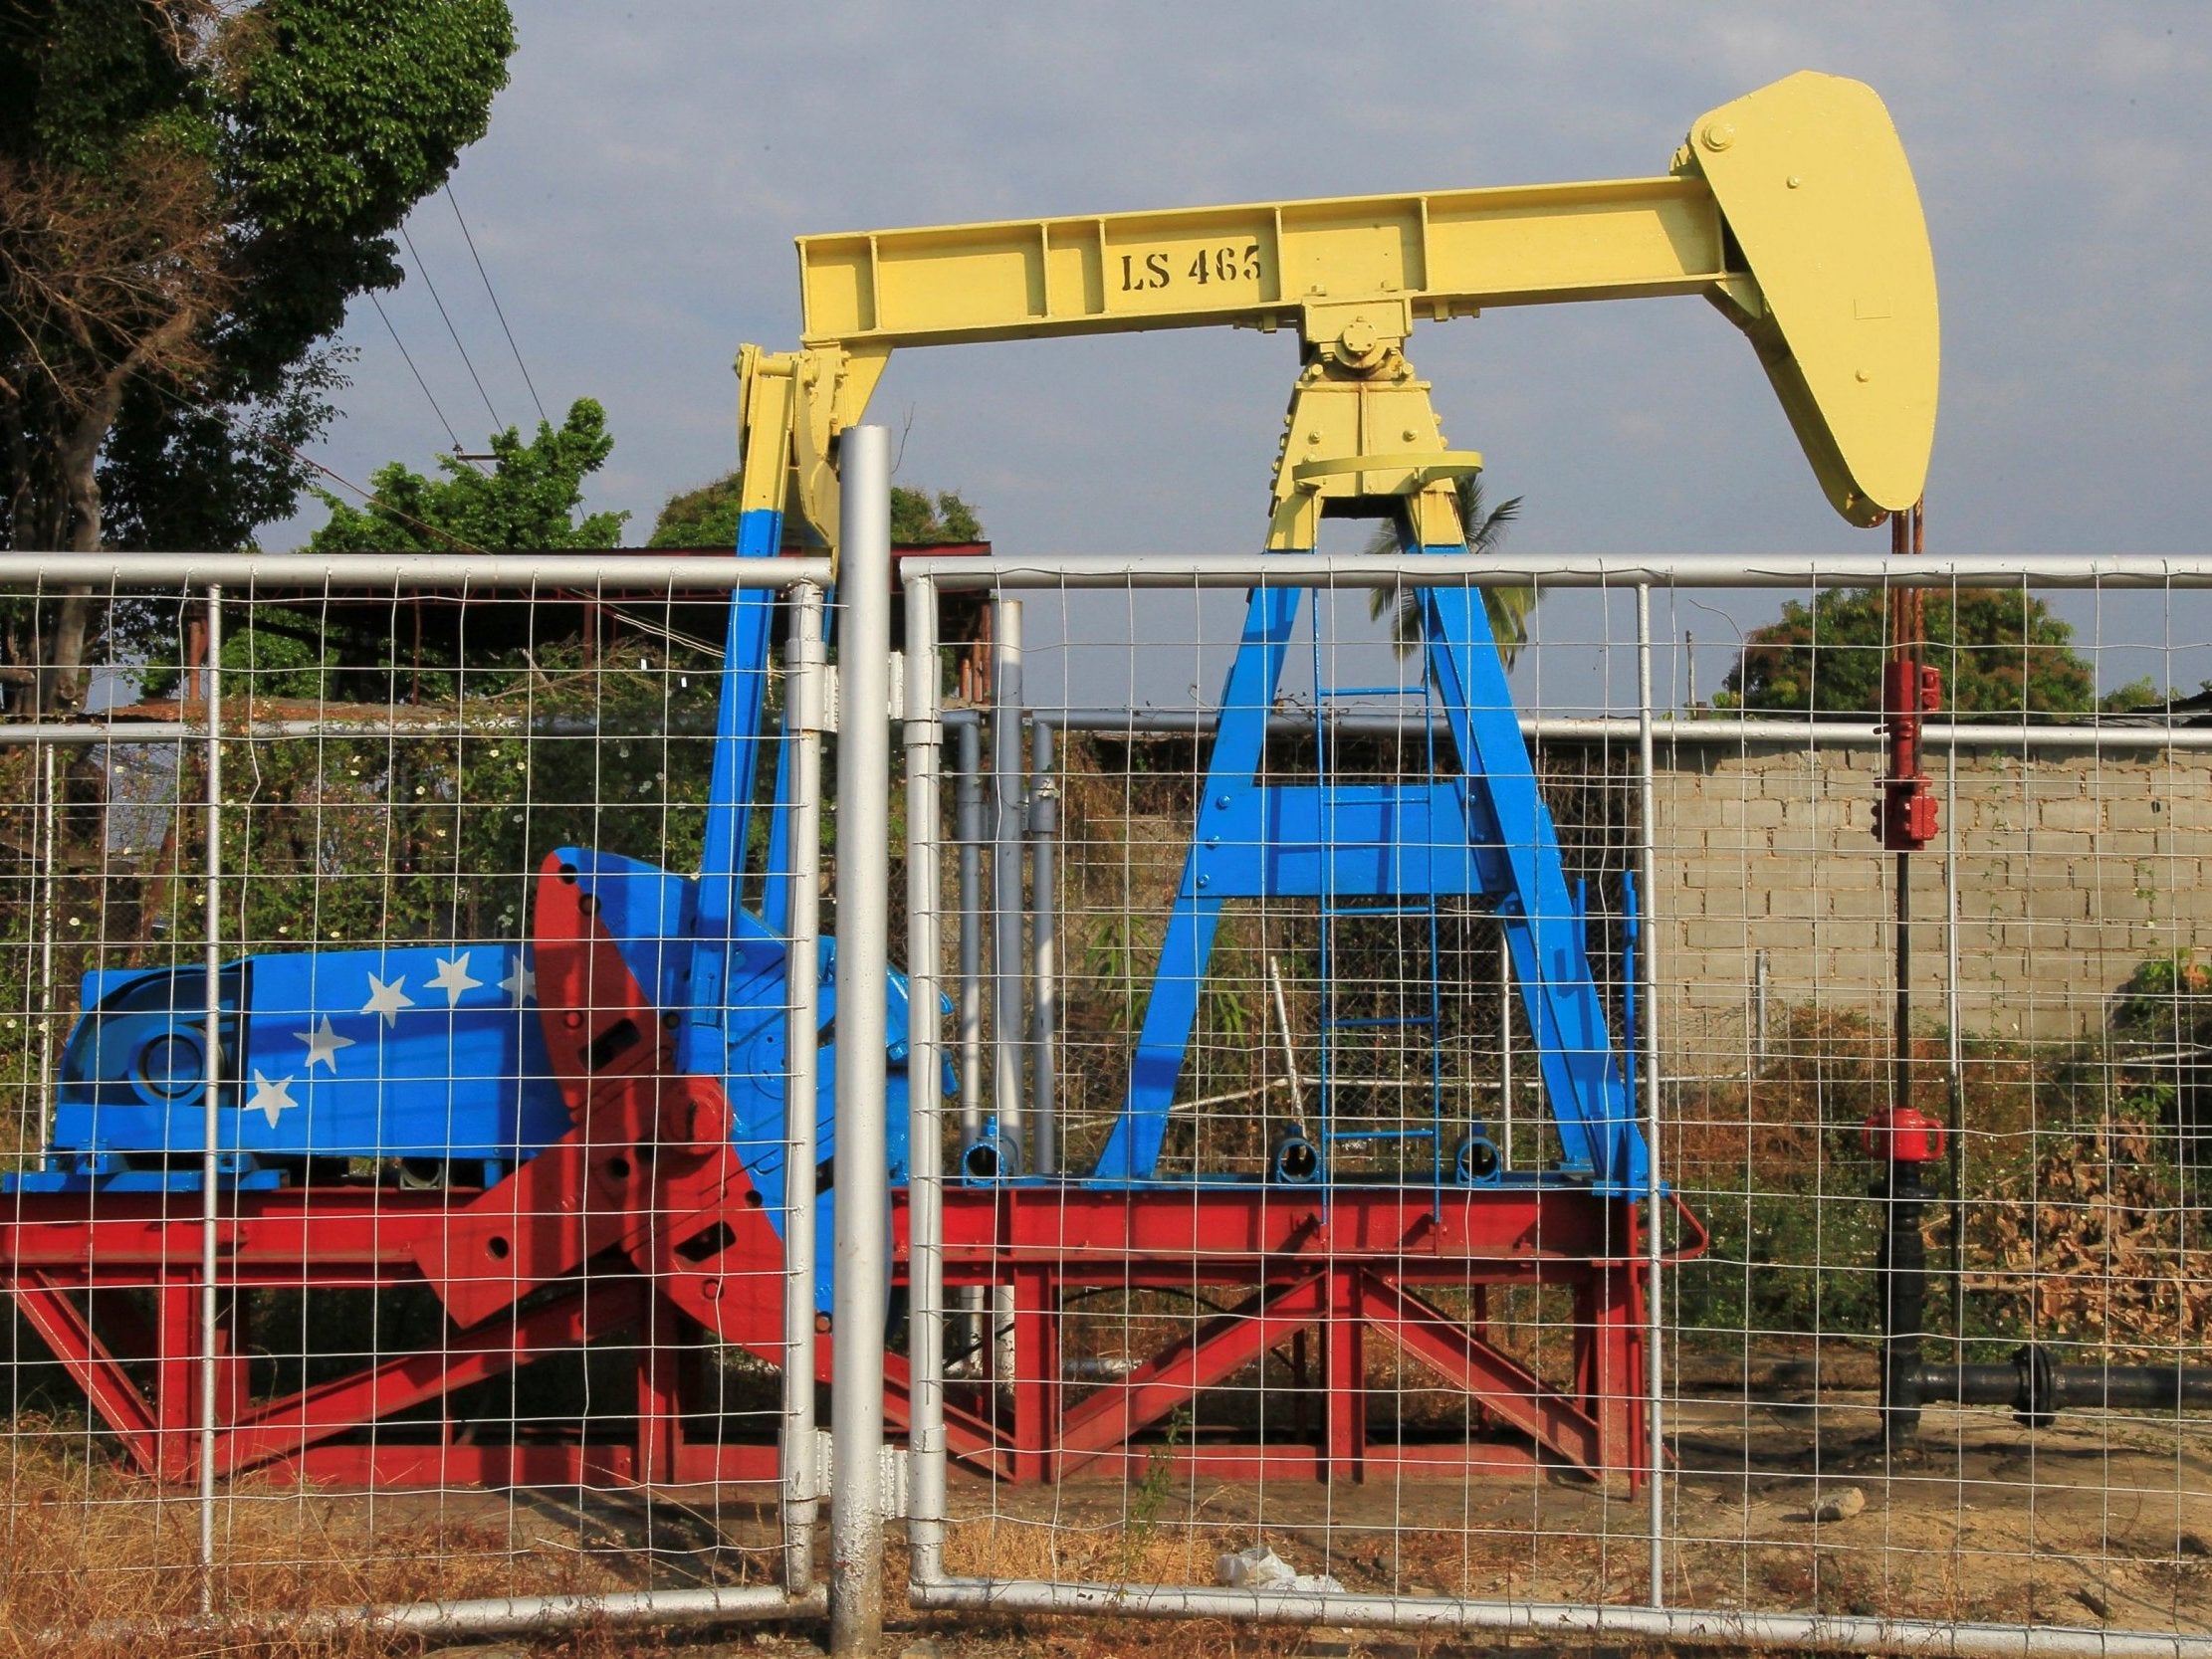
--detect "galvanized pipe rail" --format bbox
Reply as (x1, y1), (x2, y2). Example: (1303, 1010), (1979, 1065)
(906, 550), (2212, 589)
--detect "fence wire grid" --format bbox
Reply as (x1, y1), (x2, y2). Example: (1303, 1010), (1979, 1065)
(0, 559), (831, 1650)
(2, 550), (2212, 1659)
(901, 552), (2212, 1657)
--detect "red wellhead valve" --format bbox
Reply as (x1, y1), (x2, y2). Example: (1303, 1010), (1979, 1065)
(1862, 1106), (1946, 1163)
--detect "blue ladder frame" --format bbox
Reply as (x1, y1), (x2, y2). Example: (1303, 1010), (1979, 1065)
(1090, 550), (1648, 1193)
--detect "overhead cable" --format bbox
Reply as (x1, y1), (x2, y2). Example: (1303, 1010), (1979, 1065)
(399, 223), (503, 436)
(367, 292), (464, 455)
(446, 183), (552, 427)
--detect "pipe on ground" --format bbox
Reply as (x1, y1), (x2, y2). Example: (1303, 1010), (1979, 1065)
(1910, 1347), (2212, 1424)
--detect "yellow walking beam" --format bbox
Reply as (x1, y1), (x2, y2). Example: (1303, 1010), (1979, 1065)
(767, 71), (1936, 536)
(798, 171), (1728, 346)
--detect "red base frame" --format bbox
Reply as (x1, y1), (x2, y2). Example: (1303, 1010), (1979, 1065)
(3, 860), (1669, 1492)
(0, 1182), (1657, 1491)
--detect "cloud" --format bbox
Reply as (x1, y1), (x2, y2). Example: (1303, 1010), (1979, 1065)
(265, 0), (2212, 576)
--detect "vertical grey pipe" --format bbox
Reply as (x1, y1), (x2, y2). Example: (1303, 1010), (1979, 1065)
(1943, 731), (1965, 1343)
(952, 719), (986, 1355)
(955, 720), (985, 1151)
(1635, 584), (1664, 1607)
(902, 572), (949, 1587)
(1028, 719), (1058, 1176)
(779, 581), (825, 1596)
(36, 742), (56, 1149)
(989, 603), (1023, 1380)
(197, 586), (223, 1615)
(1498, 932), (1513, 1169)
(1266, 955), (1306, 1124)
(1754, 949), (1770, 1068)
(828, 427), (891, 1659)
(991, 600), (1025, 1161)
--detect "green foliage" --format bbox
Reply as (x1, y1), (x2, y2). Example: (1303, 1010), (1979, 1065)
(2093, 676), (2212, 715)
(306, 398), (626, 553)
(135, 399), (626, 704)
(1118, 1403), (1189, 1578)
(1, 0), (517, 595)
(147, 400), (708, 954)
(1718, 588), (2097, 715)
(1363, 478), (1530, 666)
(647, 473), (745, 549)
(0, 0), (196, 174)
(229, 0), (515, 234)
(159, 659), (718, 957)
(2111, 949), (2211, 1044)
(644, 473), (988, 551)
(2101, 678), (2163, 714)
(890, 487), (984, 545)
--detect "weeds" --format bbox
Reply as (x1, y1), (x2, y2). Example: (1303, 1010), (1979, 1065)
(1117, 1403), (1189, 1579)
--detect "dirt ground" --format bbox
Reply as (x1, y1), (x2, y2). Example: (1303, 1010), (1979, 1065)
(933, 1392), (2212, 1634)
(9, 1388), (2211, 1658)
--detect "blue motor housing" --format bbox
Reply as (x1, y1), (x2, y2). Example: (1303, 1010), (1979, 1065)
(18, 942), (572, 1192)
(9, 847), (939, 1317)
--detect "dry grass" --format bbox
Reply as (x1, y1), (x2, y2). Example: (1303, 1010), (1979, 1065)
(0, 1419), (625, 1658)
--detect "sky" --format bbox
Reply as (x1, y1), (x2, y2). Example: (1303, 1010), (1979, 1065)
(266, 2), (2212, 708)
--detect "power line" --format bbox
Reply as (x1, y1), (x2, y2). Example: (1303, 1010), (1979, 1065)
(118, 357), (485, 553)
(446, 182), (551, 428)
(398, 222), (503, 436)
(367, 291), (464, 455)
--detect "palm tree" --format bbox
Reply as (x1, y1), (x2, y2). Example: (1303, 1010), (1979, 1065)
(1363, 477), (1531, 667)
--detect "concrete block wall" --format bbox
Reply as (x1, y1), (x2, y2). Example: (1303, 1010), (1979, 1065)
(1651, 737), (2212, 1057)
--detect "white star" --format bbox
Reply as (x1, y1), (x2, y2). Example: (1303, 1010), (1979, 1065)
(361, 971), (416, 1028)
(247, 1071), (298, 1129)
(500, 955), (537, 1008)
(293, 1016), (356, 1073)
(428, 950), (484, 1007)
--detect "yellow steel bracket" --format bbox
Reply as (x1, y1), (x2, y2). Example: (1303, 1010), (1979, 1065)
(1264, 307), (1478, 550)
(742, 69), (1936, 541)
(733, 341), (889, 569)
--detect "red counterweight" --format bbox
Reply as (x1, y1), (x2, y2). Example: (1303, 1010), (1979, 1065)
(1878, 658), (1942, 851)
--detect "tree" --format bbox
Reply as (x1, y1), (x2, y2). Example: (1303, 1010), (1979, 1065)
(890, 486), (983, 545)
(0, 0), (516, 710)
(138, 398), (622, 707)
(308, 397), (626, 556)
(1718, 588), (2097, 716)
(644, 473), (987, 549)
(646, 472), (743, 548)
(1362, 477), (1529, 665)
(145, 405), (714, 956)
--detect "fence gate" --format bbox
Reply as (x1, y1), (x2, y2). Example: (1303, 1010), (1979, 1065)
(899, 550), (2212, 1659)
(0, 554), (833, 1642)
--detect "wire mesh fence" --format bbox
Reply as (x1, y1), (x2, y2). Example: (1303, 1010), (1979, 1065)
(4, 548), (2212, 1656)
(0, 558), (831, 1648)
(902, 552), (2212, 1655)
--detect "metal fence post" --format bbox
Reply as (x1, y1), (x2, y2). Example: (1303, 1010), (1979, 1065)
(1028, 718), (1058, 1176)
(991, 599), (1025, 1166)
(1635, 582), (1665, 1607)
(197, 583), (223, 1615)
(36, 741), (57, 1150)
(956, 717), (985, 1154)
(782, 581), (827, 1595)
(988, 601), (1023, 1381)
(952, 715), (986, 1360)
(829, 427), (892, 1658)
(903, 570), (949, 1589)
